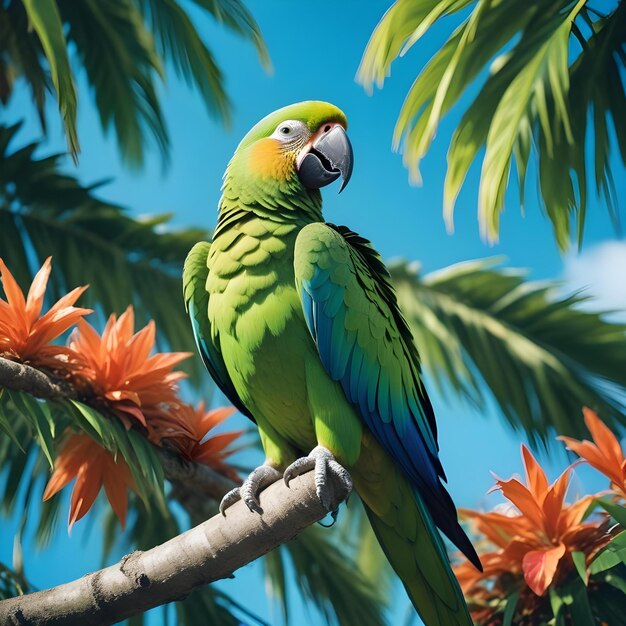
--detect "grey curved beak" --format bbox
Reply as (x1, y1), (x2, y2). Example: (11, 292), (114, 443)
(298, 126), (353, 193)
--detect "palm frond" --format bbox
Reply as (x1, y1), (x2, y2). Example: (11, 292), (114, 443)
(390, 257), (626, 443)
(191, 0), (270, 69)
(1, 0), (269, 165)
(0, 561), (28, 601)
(138, 0), (271, 129)
(58, 0), (167, 166)
(0, 390), (65, 549)
(358, 0), (626, 250)
(0, 389), (166, 518)
(20, 0), (78, 155)
(0, 122), (210, 384)
(0, 4), (49, 127)
(143, 0), (230, 126)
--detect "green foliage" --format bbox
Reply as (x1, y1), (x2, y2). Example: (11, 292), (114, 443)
(501, 590), (519, 626)
(589, 531), (626, 574)
(59, 0), (167, 164)
(0, 0), (269, 164)
(0, 388), (166, 536)
(0, 392), (63, 548)
(588, 500), (626, 581)
(548, 535), (626, 626)
(0, 562), (28, 601)
(20, 0), (78, 155)
(0, 122), (209, 384)
(596, 498), (626, 528)
(67, 400), (165, 510)
(390, 258), (626, 443)
(358, 0), (626, 250)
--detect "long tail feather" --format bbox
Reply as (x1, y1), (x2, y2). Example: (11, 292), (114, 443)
(354, 440), (474, 626)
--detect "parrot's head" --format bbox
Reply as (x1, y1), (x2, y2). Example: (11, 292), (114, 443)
(224, 101), (353, 208)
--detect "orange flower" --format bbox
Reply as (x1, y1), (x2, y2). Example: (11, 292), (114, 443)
(68, 307), (191, 428)
(149, 403), (243, 481)
(456, 445), (612, 600)
(558, 408), (626, 499)
(43, 432), (136, 529)
(0, 257), (91, 369)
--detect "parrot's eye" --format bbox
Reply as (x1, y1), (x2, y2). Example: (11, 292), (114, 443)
(271, 120), (307, 142)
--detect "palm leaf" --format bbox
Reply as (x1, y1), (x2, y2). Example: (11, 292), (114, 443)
(0, 388), (166, 524)
(58, 0), (168, 166)
(20, 0), (78, 155)
(190, 0), (270, 69)
(0, 4), (49, 126)
(0, 391), (64, 549)
(1, 0), (269, 165)
(390, 257), (626, 443)
(0, 122), (210, 384)
(0, 561), (28, 600)
(138, 0), (270, 129)
(359, 0), (626, 250)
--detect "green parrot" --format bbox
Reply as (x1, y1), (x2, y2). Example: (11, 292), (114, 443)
(183, 101), (481, 625)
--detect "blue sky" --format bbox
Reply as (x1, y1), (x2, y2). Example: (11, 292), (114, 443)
(1, 1), (625, 624)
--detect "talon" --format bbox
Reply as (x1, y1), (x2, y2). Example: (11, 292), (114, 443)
(283, 456), (315, 487)
(219, 465), (281, 516)
(219, 487), (242, 516)
(282, 445), (353, 513)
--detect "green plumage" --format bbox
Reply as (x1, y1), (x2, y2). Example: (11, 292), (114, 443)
(183, 101), (477, 625)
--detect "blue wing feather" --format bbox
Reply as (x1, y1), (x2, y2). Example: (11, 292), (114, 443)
(294, 223), (478, 562)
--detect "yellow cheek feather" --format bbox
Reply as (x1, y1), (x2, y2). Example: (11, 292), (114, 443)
(249, 138), (295, 181)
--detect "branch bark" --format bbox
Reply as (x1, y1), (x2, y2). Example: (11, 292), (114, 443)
(0, 356), (238, 499)
(156, 447), (237, 500)
(0, 469), (348, 626)
(0, 357), (70, 400)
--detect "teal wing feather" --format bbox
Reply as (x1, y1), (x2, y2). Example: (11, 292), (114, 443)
(294, 222), (479, 568)
(183, 241), (253, 421)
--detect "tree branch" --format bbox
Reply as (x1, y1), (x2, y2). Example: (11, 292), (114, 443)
(0, 470), (348, 626)
(0, 358), (70, 401)
(156, 447), (237, 500)
(0, 356), (238, 499)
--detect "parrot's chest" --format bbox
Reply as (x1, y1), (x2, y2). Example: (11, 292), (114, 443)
(206, 224), (317, 447)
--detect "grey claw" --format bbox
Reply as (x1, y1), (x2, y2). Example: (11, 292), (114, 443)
(219, 487), (242, 516)
(283, 456), (315, 487)
(283, 445), (353, 512)
(219, 465), (282, 516)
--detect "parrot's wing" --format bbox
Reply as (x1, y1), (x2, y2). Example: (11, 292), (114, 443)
(294, 222), (479, 567)
(183, 242), (254, 421)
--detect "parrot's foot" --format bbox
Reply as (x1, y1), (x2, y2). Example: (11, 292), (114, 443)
(219, 465), (282, 515)
(283, 446), (353, 513)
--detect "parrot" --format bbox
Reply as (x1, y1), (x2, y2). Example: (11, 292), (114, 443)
(183, 101), (481, 625)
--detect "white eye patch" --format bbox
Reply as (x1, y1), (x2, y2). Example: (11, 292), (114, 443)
(270, 119), (308, 141)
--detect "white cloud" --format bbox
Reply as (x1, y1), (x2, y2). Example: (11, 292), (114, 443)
(563, 240), (626, 316)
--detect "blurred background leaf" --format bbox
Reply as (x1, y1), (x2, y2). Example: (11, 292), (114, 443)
(0, 0), (269, 164)
(391, 257), (626, 443)
(0, 122), (209, 383)
(358, 0), (626, 251)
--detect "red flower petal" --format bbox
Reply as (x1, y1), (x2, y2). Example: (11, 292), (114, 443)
(522, 543), (566, 596)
